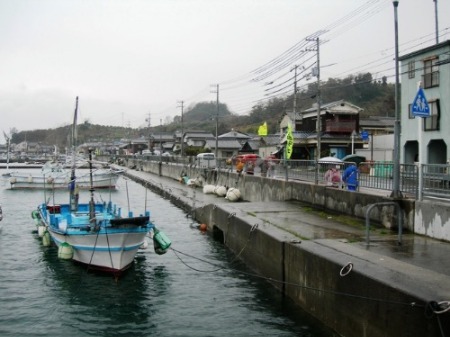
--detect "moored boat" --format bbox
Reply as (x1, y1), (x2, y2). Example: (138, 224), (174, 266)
(9, 161), (121, 190)
(31, 97), (171, 275)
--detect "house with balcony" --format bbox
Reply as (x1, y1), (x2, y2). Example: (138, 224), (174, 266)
(399, 40), (450, 164)
(280, 100), (364, 159)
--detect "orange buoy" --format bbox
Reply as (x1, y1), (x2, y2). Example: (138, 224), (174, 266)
(199, 223), (207, 231)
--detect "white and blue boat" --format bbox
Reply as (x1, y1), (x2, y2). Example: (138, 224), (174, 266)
(32, 97), (171, 275)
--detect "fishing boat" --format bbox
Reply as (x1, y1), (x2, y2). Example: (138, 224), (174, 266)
(31, 97), (171, 274)
(9, 160), (121, 190)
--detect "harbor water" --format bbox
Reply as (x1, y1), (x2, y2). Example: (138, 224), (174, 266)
(0, 171), (333, 337)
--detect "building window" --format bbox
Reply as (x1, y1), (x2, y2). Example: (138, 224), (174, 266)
(424, 99), (440, 131)
(422, 58), (439, 88)
(408, 103), (414, 119)
(408, 60), (415, 79)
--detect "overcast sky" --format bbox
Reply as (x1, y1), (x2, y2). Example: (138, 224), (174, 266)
(1, 0), (449, 138)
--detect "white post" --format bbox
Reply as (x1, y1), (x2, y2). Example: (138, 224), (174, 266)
(418, 118), (423, 200)
(351, 130), (356, 155)
(417, 81), (423, 201)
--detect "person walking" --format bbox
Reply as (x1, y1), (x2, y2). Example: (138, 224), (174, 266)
(342, 164), (358, 191)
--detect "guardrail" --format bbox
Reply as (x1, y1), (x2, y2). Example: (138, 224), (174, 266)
(109, 155), (449, 200)
(420, 163), (450, 199)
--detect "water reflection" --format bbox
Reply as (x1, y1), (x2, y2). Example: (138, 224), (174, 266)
(38, 239), (170, 336)
(1, 173), (333, 337)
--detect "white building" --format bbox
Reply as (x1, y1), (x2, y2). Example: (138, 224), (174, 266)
(399, 40), (450, 164)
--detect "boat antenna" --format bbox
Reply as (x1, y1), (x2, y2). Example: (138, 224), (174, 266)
(69, 97), (79, 212)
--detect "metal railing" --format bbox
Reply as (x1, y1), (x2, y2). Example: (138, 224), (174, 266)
(110, 155), (449, 200)
(420, 163), (450, 199)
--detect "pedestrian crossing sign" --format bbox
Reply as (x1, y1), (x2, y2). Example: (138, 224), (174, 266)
(411, 87), (430, 117)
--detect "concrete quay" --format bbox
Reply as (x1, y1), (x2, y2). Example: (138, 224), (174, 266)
(120, 166), (450, 337)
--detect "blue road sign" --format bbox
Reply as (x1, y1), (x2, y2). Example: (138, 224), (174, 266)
(361, 130), (369, 141)
(411, 87), (430, 117)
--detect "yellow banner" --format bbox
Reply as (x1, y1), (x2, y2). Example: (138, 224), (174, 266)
(286, 124), (293, 159)
(258, 122), (268, 136)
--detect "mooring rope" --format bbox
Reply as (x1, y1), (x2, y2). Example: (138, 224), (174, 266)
(168, 244), (447, 312)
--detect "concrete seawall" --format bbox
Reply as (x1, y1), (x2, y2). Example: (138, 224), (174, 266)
(126, 158), (415, 231)
(121, 163), (450, 337)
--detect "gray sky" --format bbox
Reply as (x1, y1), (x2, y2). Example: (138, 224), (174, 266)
(1, 0), (449, 138)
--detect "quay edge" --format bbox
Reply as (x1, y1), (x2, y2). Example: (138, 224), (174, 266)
(118, 161), (450, 337)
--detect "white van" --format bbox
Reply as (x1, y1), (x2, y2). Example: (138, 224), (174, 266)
(196, 153), (216, 168)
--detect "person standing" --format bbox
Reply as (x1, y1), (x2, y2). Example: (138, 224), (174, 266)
(324, 167), (334, 186)
(325, 167), (342, 188)
(331, 167), (342, 188)
(342, 164), (358, 191)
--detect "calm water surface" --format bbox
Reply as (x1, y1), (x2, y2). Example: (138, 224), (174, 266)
(0, 170), (332, 337)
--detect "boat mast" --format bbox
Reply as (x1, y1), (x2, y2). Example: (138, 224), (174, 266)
(3, 132), (10, 172)
(69, 97), (79, 212)
(88, 148), (96, 229)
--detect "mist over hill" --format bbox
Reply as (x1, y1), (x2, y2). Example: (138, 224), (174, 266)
(8, 72), (394, 149)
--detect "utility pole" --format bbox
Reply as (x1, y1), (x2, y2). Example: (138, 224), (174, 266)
(306, 36), (321, 184)
(211, 84), (219, 158)
(291, 65), (298, 114)
(315, 37), (321, 164)
(433, 0), (439, 44)
(177, 100), (184, 157)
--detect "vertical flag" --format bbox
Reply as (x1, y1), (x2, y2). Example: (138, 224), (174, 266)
(258, 122), (268, 136)
(286, 124), (293, 159)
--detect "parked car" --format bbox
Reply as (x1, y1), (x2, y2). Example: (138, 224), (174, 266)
(234, 154), (260, 164)
(196, 153), (216, 168)
(233, 154), (261, 174)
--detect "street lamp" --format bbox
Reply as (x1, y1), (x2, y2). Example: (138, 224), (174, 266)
(391, 0), (402, 199)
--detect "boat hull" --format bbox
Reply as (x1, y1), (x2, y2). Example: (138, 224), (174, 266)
(49, 229), (148, 272)
(37, 202), (152, 273)
(10, 172), (119, 190)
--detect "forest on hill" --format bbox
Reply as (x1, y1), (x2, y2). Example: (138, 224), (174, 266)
(10, 72), (394, 148)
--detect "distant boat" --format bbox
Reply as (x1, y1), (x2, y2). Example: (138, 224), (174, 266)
(31, 97), (171, 275)
(8, 161), (121, 190)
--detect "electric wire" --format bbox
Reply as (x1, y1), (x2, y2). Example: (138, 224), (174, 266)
(174, 2), (448, 120)
(229, 28), (449, 113)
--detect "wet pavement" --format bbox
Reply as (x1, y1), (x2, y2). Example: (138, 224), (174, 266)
(121, 167), (450, 304)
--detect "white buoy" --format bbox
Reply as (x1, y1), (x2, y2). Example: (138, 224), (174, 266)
(38, 225), (46, 237)
(203, 184), (216, 194)
(58, 242), (74, 260)
(42, 230), (51, 247)
(226, 188), (241, 202)
(215, 185), (227, 197)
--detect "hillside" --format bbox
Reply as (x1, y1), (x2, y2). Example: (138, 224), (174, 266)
(9, 72), (395, 148)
